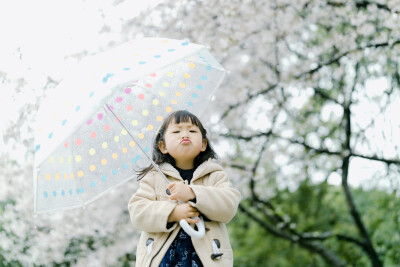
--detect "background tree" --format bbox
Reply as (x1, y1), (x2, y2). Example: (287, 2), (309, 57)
(1, 0), (400, 266)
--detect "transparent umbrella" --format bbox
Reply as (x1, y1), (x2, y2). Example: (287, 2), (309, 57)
(33, 37), (226, 238)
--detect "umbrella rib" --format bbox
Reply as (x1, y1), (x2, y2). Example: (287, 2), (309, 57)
(103, 104), (171, 185)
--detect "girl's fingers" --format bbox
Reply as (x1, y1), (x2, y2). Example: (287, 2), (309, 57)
(186, 218), (200, 224)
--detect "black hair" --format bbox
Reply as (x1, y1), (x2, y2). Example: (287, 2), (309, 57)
(137, 110), (217, 180)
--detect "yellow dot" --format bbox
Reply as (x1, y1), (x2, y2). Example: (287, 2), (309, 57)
(132, 120), (138, 126)
(75, 155), (82, 162)
(55, 173), (60, 180)
(142, 110), (149, 116)
(157, 116), (163, 122)
(102, 142), (108, 149)
(90, 165), (96, 171)
(46, 174), (51, 180)
(138, 133), (145, 139)
(64, 173), (68, 179)
(179, 83), (186, 88)
(89, 148), (96, 155)
(166, 106), (172, 112)
(122, 147), (127, 153)
(162, 82), (169, 87)
(176, 91), (182, 96)
(153, 99), (159, 106)
(171, 99), (178, 104)
(159, 91), (166, 96)
(188, 62), (196, 68)
(112, 153), (118, 159)
(59, 157), (64, 163)
(184, 73), (191, 78)
(129, 141), (135, 147)
(70, 173), (75, 179)
(77, 171), (84, 177)
(114, 136), (120, 142)
(68, 157), (72, 164)
(121, 129), (127, 135)
(148, 124), (154, 130)
(101, 159), (107, 165)
(167, 72), (174, 77)
(49, 157), (54, 163)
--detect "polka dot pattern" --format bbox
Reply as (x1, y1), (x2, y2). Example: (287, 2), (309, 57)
(34, 37), (226, 212)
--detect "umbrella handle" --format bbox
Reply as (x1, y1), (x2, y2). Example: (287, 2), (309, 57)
(179, 216), (205, 239)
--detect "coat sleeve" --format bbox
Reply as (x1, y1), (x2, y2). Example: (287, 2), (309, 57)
(128, 174), (178, 233)
(189, 170), (241, 224)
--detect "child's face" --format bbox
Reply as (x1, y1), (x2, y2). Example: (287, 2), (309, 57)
(158, 119), (207, 169)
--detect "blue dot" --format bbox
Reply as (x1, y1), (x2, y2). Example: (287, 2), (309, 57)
(122, 163), (128, 169)
(48, 132), (53, 139)
(144, 147), (150, 152)
(62, 119), (67, 126)
(76, 189), (80, 194)
(201, 75), (207, 80)
(102, 73), (114, 83)
(43, 191), (48, 198)
(81, 188), (84, 193)
(75, 106), (80, 112)
(35, 145), (40, 152)
(123, 67), (131, 71)
(101, 175), (107, 181)
(188, 102), (193, 106)
(181, 41), (189, 46)
(61, 190), (65, 196)
(139, 61), (146, 64)
(53, 191), (57, 197)
(192, 94), (198, 98)
(154, 55), (161, 58)
(90, 181), (96, 187)
(136, 155), (141, 160)
(168, 49), (175, 52)
(196, 85), (203, 90)
(69, 189), (73, 195)
(112, 169), (118, 175)
(89, 91), (95, 98)
(132, 158), (137, 163)
(206, 65), (212, 70)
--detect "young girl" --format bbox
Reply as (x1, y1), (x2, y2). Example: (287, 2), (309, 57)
(128, 110), (241, 266)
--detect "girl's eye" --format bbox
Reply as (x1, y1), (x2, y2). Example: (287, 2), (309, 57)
(172, 131), (180, 133)
(190, 130), (197, 133)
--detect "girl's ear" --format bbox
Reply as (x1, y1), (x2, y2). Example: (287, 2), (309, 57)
(201, 139), (207, 152)
(158, 141), (168, 154)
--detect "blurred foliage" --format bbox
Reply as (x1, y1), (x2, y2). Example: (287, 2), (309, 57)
(229, 181), (400, 266)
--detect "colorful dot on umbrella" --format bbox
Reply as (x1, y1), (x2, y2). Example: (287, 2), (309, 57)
(188, 62), (196, 68)
(112, 169), (118, 175)
(90, 165), (96, 171)
(123, 163), (128, 169)
(97, 113), (103, 120)
(132, 120), (138, 126)
(116, 97), (123, 103)
(179, 83), (186, 88)
(166, 106), (172, 112)
(147, 124), (154, 130)
(184, 73), (191, 78)
(104, 125), (110, 131)
(196, 85), (203, 90)
(129, 141), (135, 147)
(192, 93), (198, 98)
(146, 83), (152, 88)
(87, 119), (93, 125)
(153, 99), (159, 106)
(55, 173), (60, 180)
(90, 132), (96, 138)
(75, 106), (80, 112)
(126, 105), (133, 111)
(201, 75), (207, 80)
(89, 91), (95, 98)
(59, 157), (64, 163)
(176, 91), (182, 97)
(75, 139), (82, 146)
(114, 136), (119, 142)
(75, 155), (82, 162)
(157, 116), (163, 122)
(159, 91), (165, 96)
(125, 88), (131, 94)
(122, 147), (127, 153)
(142, 110), (149, 116)
(89, 148), (96, 155)
(101, 159), (107, 165)
(78, 171), (84, 177)
(102, 175), (107, 181)
(102, 142), (108, 149)
(167, 72), (174, 77)
(90, 181), (96, 187)
(171, 99), (178, 104)
(62, 119), (67, 126)
(188, 102), (193, 106)
(138, 94), (145, 100)
(121, 129), (127, 135)
(49, 157), (54, 163)
(48, 132), (53, 139)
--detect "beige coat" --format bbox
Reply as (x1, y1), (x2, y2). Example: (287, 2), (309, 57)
(128, 159), (241, 266)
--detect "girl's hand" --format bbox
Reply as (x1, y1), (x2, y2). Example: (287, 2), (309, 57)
(168, 203), (200, 224)
(167, 181), (196, 202)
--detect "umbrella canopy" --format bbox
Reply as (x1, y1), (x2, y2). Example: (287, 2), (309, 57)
(34, 37), (226, 213)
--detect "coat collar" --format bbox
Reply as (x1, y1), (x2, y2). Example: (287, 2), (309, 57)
(159, 159), (223, 183)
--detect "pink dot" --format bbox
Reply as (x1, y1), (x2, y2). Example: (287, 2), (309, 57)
(104, 125), (110, 131)
(90, 132), (96, 138)
(125, 88), (131, 94)
(145, 83), (152, 88)
(116, 97), (123, 103)
(138, 94), (145, 100)
(126, 105), (133, 111)
(97, 113), (103, 120)
(87, 119), (93, 125)
(64, 142), (69, 148)
(150, 73), (156, 77)
(75, 139), (82, 146)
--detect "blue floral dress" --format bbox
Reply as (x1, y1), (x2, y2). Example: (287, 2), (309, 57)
(159, 167), (203, 267)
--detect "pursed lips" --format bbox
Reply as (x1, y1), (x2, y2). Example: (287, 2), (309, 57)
(181, 138), (191, 144)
